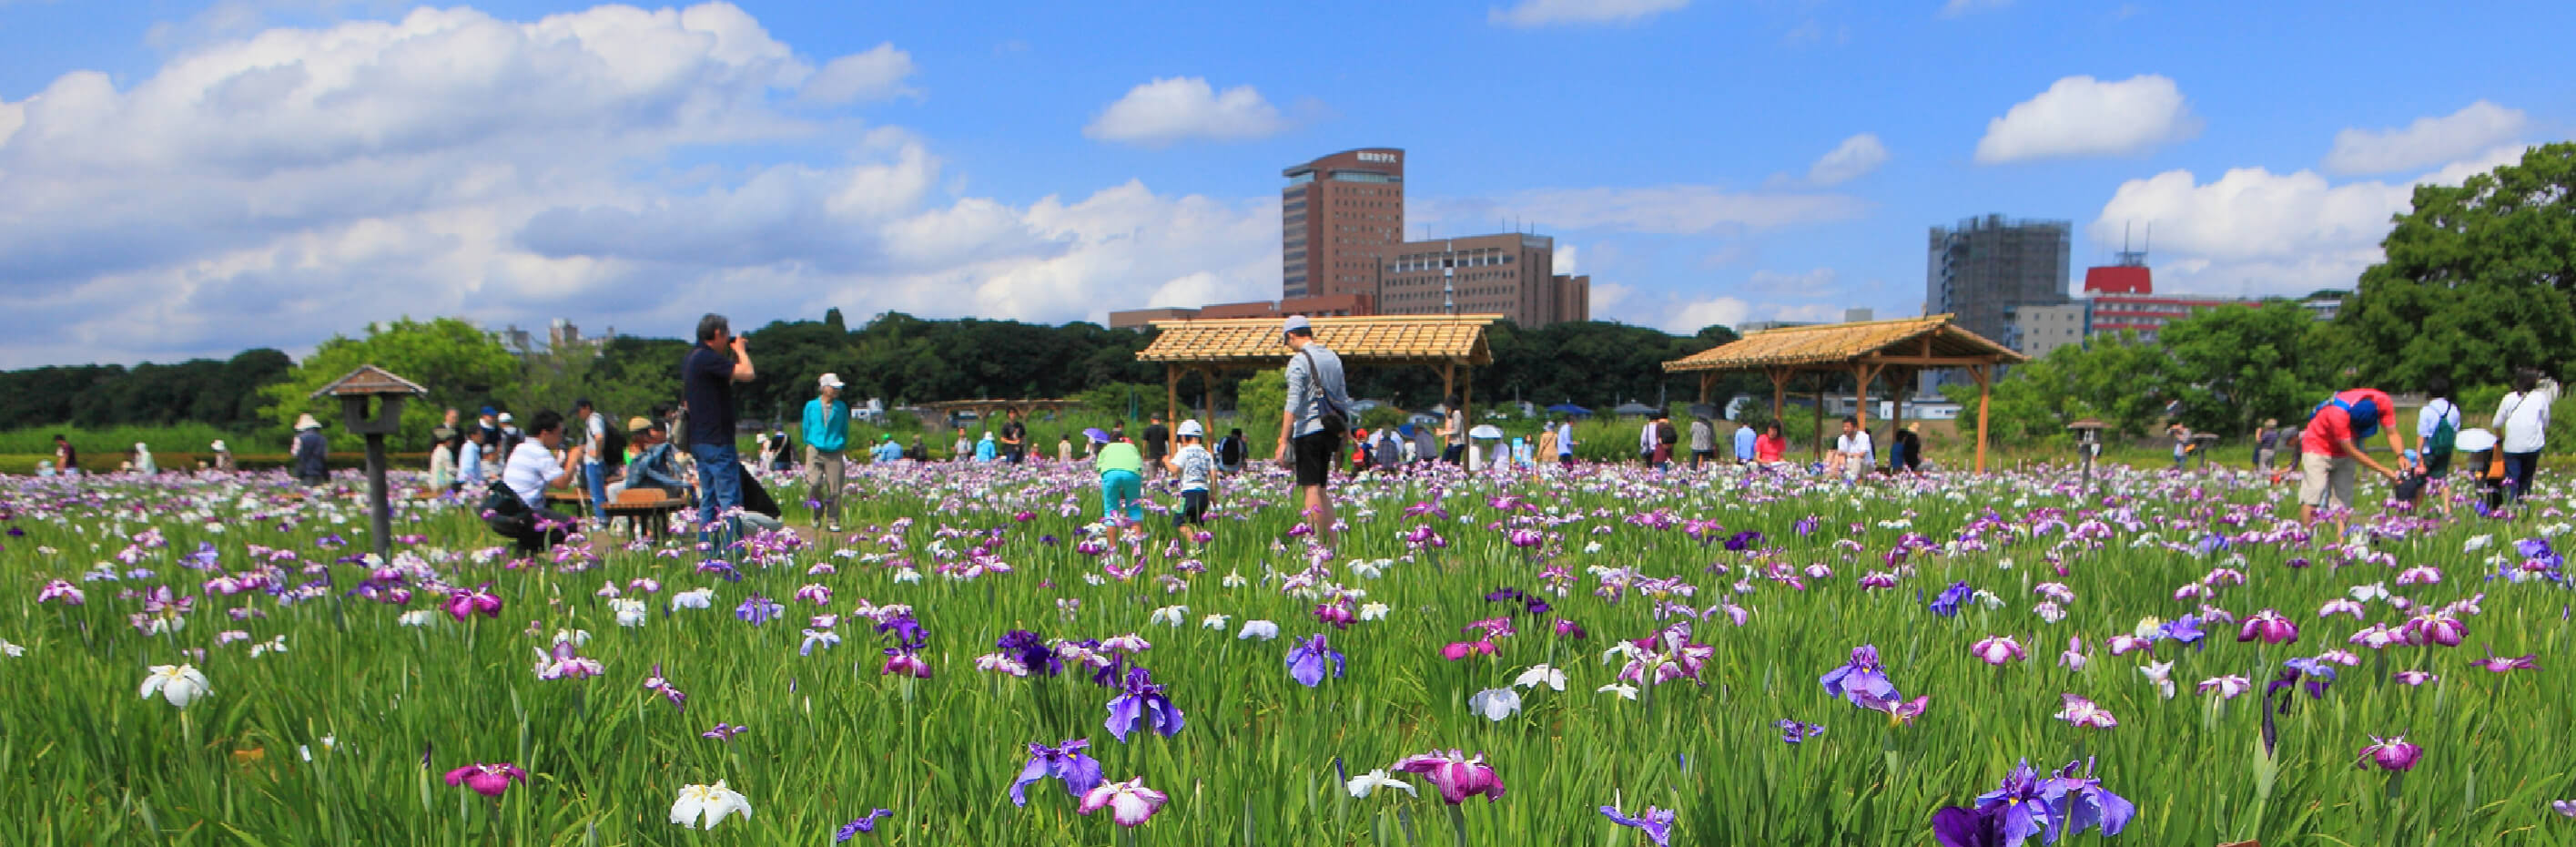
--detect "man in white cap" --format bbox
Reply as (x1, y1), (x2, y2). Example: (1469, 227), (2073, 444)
(291, 413), (329, 485)
(1275, 314), (1351, 547)
(802, 372), (851, 533)
(1164, 418), (1215, 526)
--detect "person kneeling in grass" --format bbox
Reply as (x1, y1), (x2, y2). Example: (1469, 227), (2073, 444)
(1166, 420), (1214, 527)
(1092, 430), (1147, 548)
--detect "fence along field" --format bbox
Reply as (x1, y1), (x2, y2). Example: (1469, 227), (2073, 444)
(3, 456), (2571, 845)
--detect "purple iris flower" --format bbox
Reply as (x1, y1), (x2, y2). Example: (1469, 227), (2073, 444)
(1103, 667), (1185, 740)
(1793, 515), (1820, 536)
(1598, 803), (1675, 846)
(1928, 581), (1973, 617)
(2039, 758), (2135, 841)
(1009, 739), (1103, 805)
(1968, 760), (2053, 845)
(2158, 614), (2206, 644)
(1776, 719), (1824, 744)
(2269, 657), (2337, 702)
(1932, 804), (2008, 847)
(1820, 645), (1899, 708)
(1285, 633), (1344, 687)
(836, 809), (893, 841)
(735, 593), (783, 625)
(1724, 530), (1764, 551)
(2195, 533), (2229, 556)
(997, 630), (1061, 677)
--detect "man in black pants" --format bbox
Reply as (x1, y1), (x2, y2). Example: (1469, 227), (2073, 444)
(1141, 414), (1170, 479)
(1000, 409), (1029, 466)
(1274, 316), (1351, 548)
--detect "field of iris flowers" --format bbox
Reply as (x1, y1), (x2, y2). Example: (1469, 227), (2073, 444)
(5, 458), (2573, 846)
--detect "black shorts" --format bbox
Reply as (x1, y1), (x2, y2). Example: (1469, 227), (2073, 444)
(2423, 449), (2452, 477)
(1293, 430), (1340, 487)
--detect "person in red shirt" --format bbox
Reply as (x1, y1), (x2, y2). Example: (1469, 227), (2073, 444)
(1754, 423), (1788, 465)
(2298, 387), (2412, 526)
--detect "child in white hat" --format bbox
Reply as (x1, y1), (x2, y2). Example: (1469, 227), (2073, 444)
(1165, 420), (1214, 526)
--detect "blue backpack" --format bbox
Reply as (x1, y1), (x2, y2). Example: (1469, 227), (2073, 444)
(2313, 394), (2382, 438)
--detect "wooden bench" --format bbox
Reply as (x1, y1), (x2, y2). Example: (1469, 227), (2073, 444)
(604, 489), (690, 539)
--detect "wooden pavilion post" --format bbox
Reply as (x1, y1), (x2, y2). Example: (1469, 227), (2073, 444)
(1970, 362), (1993, 474)
(1852, 362), (1879, 430)
(1768, 368), (1789, 427)
(1163, 365), (1179, 433)
(1194, 365), (1216, 438)
(1811, 377), (1826, 459)
(1697, 372), (1715, 408)
(1459, 365), (1474, 444)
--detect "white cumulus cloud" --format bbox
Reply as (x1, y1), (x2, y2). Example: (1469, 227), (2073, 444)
(2323, 100), (2527, 175)
(1975, 75), (2200, 164)
(799, 43), (917, 104)
(1082, 77), (1290, 147)
(2091, 144), (2529, 298)
(1806, 133), (1888, 186)
(0, 3), (1282, 366)
(1488, 0), (1688, 27)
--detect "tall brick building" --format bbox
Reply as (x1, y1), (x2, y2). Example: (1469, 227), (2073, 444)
(1282, 148), (1405, 306)
(1378, 233), (1587, 326)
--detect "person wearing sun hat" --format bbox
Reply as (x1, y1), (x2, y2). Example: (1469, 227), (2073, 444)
(609, 416), (686, 501)
(1164, 419), (1216, 526)
(802, 372), (851, 533)
(1090, 427), (1146, 548)
(291, 413), (329, 486)
(209, 440), (236, 472)
(1276, 314), (1351, 548)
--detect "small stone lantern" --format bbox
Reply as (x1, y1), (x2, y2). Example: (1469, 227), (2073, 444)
(311, 365), (427, 564)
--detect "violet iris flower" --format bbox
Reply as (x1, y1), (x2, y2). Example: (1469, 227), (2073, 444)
(1935, 758), (2134, 847)
(1724, 530), (1764, 551)
(1598, 803), (1675, 846)
(1967, 760), (2052, 845)
(996, 630), (1061, 677)
(2158, 614), (2206, 645)
(2282, 657), (2337, 694)
(1776, 719), (1824, 744)
(1009, 739), (1104, 805)
(2038, 758), (2135, 841)
(1104, 667), (1185, 740)
(836, 809), (893, 841)
(1820, 645), (1899, 708)
(1285, 634), (1344, 687)
(1932, 804), (2008, 847)
(734, 593), (783, 625)
(878, 614), (931, 678)
(1929, 582), (1973, 617)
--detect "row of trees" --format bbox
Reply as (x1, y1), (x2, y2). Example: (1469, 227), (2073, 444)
(0, 349), (290, 433)
(1965, 142), (2576, 446)
(217, 313), (1759, 452)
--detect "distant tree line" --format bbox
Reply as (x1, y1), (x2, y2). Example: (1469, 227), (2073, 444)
(0, 310), (1763, 453)
(0, 349), (289, 432)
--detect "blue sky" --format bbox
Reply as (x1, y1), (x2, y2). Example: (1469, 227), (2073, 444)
(0, 0), (2567, 366)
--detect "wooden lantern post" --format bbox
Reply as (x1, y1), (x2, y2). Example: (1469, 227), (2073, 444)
(312, 365), (427, 565)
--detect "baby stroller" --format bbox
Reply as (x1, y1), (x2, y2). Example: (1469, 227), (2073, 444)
(2455, 428), (2505, 513)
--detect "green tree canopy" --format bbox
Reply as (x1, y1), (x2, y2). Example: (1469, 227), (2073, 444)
(2342, 142), (2576, 388)
(259, 318), (522, 450)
